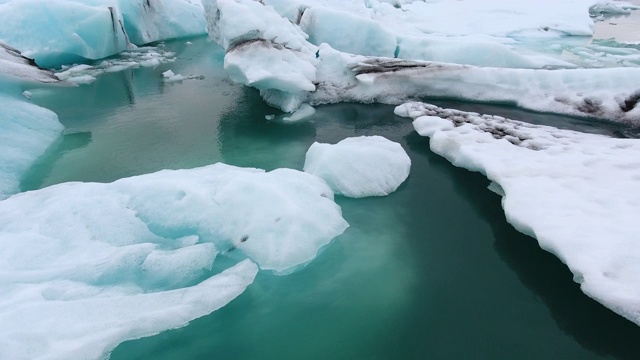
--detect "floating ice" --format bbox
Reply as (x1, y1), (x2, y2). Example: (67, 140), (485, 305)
(0, 0), (205, 68)
(0, 162), (348, 359)
(304, 136), (411, 198)
(0, 93), (62, 200)
(590, 1), (639, 16)
(53, 46), (176, 83)
(308, 48), (640, 124)
(206, 0), (640, 122)
(396, 101), (640, 326)
(202, 0), (318, 112)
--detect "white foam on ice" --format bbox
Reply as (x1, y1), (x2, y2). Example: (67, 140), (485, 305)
(396, 101), (640, 326)
(0, 162), (349, 358)
(0, 92), (63, 200)
(304, 136), (411, 198)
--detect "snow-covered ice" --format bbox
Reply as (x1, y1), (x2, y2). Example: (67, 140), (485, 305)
(0, 163), (348, 359)
(396, 101), (640, 326)
(304, 136), (411, 198)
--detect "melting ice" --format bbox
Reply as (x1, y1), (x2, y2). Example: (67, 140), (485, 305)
(1, 0), (640, 358)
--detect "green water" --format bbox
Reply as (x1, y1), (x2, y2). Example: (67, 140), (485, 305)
(26, 37), (640, 359)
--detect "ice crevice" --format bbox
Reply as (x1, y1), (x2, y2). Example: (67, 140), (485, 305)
(395, 101), (640, 326)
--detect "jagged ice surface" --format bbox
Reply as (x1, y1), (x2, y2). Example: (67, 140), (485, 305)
(304, 136), (411, 198)
(395, 101), (640, 326)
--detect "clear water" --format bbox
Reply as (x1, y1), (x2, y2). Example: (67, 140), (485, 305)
(26, 37), (640, 359)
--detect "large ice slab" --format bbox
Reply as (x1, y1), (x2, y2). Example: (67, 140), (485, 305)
(0, 163), (348, 358)
(0, 0), (206, 68)
(396, 101), (640, 326)
(304, 136), (411, 198)
(0, 92), (62, 200)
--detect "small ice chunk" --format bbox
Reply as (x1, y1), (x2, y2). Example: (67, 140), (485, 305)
(282, 104), (316, 122)
(162, 69), (176, 78)
(66, 75), (96, 85)
(22, 91), (31, 100)
(304, 136), (411, 198)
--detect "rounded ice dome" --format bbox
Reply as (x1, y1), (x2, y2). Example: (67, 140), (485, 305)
(303, 136), (411, 198)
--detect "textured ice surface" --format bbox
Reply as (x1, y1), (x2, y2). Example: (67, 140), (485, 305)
(206, 0), (640, 121)
(0, 162), (349, 359)
(0, 0), (205, 68)
(0, 43), (61, 85)
(264, 0), (602, 67)
(396, 101), (640, 326)
(0, 92), (62, 200)
(304, 136), (411, 198)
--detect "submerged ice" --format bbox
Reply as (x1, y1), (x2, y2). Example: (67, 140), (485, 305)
(396, 102), (640, 326)
(0, 163), (348, 359)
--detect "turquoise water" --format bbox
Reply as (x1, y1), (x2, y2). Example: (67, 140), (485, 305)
(27, 37), (640, 359)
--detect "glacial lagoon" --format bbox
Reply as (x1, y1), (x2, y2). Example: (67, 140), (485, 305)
(22, 37), (640, 359)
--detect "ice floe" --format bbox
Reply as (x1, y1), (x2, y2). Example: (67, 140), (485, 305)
(395, 101), (640, 326)
(304, 136), (411, 198)
(0, 162), (348, 359)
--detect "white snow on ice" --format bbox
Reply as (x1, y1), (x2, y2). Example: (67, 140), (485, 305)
(396, 101), (640, 326)
(304, 136), (411, 198)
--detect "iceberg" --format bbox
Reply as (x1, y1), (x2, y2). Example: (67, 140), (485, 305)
(0, 0), (206, 68)
(205, 0), (640, 123)
(0, 163), (348, 359)
(396, 101), (640, 326)
(304, 136), (411, 198)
